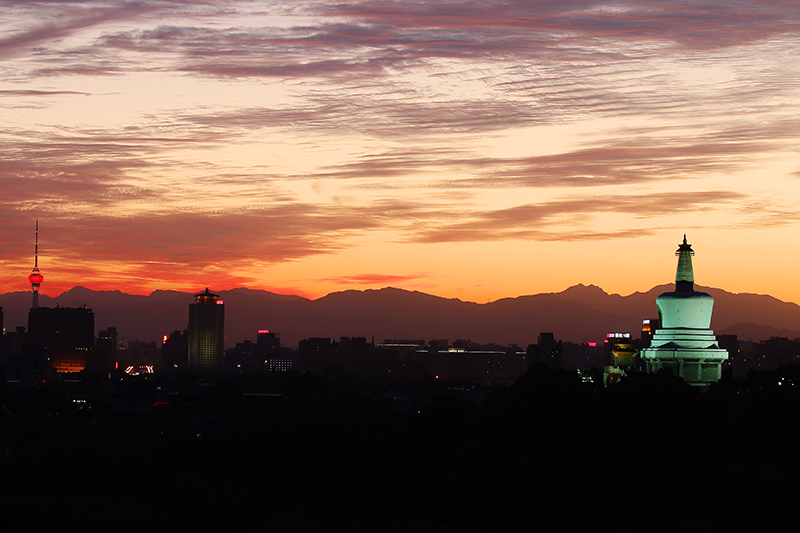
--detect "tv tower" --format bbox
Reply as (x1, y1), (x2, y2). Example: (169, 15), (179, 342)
(28, 220), (44, 309)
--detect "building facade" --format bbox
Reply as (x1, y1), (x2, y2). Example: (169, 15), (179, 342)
(28, 306), (95, 373)
(188, 288), (225, 369)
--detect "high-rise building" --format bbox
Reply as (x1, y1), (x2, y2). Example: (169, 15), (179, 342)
(94, 327), (118, 374)
(188, 288), (225, 369)
(527, 332), (563, 369)
(641, 318), (659, 343)
(640, 236), (728, 387)
(162, 329), (188, 369)
(27, 220), (44, 309)
(28, 306), (95, 373)
(257, 329), (281, 355)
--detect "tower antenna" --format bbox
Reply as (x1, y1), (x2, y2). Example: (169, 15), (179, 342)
(28, 220), (44, 308)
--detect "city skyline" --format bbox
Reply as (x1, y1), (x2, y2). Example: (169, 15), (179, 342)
(3, 1), (800, 304)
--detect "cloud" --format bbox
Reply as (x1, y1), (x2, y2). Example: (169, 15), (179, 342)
(16, 0), (791, 80)
(2, 0), (799, 298)
(0, 89), (90, 97)
(328, 1), (800, 49)
(411, 190), (747, 243)
(0, 201), (389, 266)
(0, 2), (158, 59)
(321, 273), (427, 285)
(4, 0), (798, 84)
(307, 127), (785, 188)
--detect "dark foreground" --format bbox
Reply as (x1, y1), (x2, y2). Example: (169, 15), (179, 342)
(2, 366), (800, 532)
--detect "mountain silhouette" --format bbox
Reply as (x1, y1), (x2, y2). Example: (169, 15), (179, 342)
(1, 284), (799, 348)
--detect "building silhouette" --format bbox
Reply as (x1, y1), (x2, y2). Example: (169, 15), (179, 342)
(527, 332), (563, 369)
(298, 337), (333, 374)
(93, 326), (118, 374)
(640, 236), (728, 387)
(188, 288), (225, 369)
(162, 329), (188, 369)
(641, 318), (659, 343)
(28, 306), (95, 373)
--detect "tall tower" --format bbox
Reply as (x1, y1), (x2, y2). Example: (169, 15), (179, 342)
(640, 236), (728, 387)
(27, 220), (44, 309)
(188, 288), (225, 369)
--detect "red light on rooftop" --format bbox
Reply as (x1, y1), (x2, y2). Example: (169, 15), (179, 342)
(258, 329), (270, 334)
(216, 300), (224, 305)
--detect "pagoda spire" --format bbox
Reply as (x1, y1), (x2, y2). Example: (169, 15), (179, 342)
(675, 234), (695, 291)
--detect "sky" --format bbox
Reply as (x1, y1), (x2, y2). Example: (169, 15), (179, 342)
(2, 0), (800, 304)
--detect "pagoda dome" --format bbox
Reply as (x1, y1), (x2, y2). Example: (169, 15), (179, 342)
(655, 235), (714, 329)
(656, 290), (714, 329)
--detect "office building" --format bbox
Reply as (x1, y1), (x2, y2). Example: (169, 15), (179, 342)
(28, 306), (95, 373)
(188, 288), (225, 369)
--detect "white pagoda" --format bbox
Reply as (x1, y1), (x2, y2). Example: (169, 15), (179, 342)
(640, 236), (728, 387)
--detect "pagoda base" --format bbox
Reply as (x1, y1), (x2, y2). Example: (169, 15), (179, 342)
(641, 328), (728, 388)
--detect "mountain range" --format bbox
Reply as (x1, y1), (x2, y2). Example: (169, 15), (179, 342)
(2, 285), (800, 348)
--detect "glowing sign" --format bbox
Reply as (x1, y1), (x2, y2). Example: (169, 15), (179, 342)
(216, 300), (224, 305)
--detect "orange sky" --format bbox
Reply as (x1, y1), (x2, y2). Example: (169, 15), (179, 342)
(3, 1), (800, 304)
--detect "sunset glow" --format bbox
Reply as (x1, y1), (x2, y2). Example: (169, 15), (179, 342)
(3, 1), (800, 303)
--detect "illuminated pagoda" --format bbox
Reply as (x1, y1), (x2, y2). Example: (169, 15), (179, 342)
(188, 288), (225, 369)
(610, 335), (638, 368)
(27, 220), (44, 309)
(640, 236), (728, 387)
(603, 332), (639, 387)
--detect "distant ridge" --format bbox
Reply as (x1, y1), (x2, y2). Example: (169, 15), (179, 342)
(1, 285), (800, 348)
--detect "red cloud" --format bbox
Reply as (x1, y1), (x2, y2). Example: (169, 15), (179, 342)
(321, 273), (426, 285)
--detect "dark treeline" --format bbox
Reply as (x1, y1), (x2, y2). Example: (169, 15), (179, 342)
(2, 366), (800, 531)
